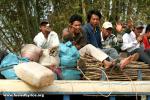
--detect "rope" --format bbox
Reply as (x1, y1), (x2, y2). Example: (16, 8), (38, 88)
(77, 62), (139, 99)
(122, 64), (139, 100)
(77, 66), (112, 97)
(123, 71), (138, 100)
(54, 65), (142, 100)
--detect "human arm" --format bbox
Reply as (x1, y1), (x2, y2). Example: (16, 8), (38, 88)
(49, 31), (60, 48)
(143, 36), (150, 49)
(137, 35), (143, 43)
(33, 33), (47, 48)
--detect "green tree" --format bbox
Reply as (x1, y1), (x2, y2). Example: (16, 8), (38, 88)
(0, 0), (49, 52)
(0, 0), (149, 53)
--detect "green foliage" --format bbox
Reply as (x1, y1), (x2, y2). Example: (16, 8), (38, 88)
(0, 0), (150, 53)
(0, 0), (48, 52)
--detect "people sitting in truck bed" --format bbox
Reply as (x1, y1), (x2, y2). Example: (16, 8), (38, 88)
(62, 13), (135, 69)
(121, 22), (150, 65)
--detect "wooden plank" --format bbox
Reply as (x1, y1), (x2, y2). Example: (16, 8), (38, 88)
(0, 80), (150, 95)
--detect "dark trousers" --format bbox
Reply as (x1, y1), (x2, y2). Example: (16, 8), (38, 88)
(145, 48), (150, 57)
(128, 48), (150, 65)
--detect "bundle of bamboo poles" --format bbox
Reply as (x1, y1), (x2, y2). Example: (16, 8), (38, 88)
(107, 61), (150, 81)
(78, 54), (103, 80)
(78, 54), (150, 81)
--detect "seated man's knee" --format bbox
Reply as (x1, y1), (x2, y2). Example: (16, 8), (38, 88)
(84, 44), (95, 49)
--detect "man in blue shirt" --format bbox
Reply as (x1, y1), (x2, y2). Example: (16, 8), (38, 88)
(83, 9), (102, 48)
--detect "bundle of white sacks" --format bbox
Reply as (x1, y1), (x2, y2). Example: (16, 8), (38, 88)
(14, 44), (59, 88)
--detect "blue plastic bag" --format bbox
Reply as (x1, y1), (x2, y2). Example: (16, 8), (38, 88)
(59, 41), (80, 67)
(0, 53), (19, 68)
(61, 69), (81, 80)
(1, 68), (18, 79)
(0, 52), (29, 79)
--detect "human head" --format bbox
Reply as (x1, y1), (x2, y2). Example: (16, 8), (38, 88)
(40, 21), (51, 34)
(62, 28), (69, 38)
(62, 28), (73, 42)
(101, 22), (113, 38)
(134, 21), (144, 36)
(115, 21), (124, 33)
(87, 9), (102, 27)
(127, 19), (134, 29)
(69, 14), (82, 34)
(145, 24), (150, 37)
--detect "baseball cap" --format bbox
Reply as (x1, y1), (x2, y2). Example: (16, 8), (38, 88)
(40, 20), (49, 26)
(102, 22), (113, 29)
(134, 21), (144, 28)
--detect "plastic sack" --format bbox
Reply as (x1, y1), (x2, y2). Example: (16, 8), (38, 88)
(21, 44), (42, 62)
(1, 68), (18, 79)
(59, 41), (80, 67)
(0, 53), (19, 67)
(0, 52), (29, 79)
(61, 69), (81, 80)
(14, 62), (54, 88)
(39, 48), (60, 67)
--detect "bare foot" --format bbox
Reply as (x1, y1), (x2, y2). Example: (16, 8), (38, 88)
(130, 53), (139, 61)
(120, 53), (139, 69)
(120, 56), (132, 69)
(103, 60), (114, 69)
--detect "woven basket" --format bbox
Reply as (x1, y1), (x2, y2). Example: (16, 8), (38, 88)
(78, 54), (103, 80)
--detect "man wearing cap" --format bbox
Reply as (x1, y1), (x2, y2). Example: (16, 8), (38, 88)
(33, 21), (60, 75)
(101, 21), (119, 60)
(33, 21), (59, 49)
(121, 22), (150, 65)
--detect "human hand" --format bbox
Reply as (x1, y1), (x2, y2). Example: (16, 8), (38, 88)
(137, 35), (143, 43)
(115, 23), (123, 33)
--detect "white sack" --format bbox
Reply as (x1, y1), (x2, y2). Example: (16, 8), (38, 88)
(39, 49), (60, 67)
(14, 62), (54, 88)
(21, 44), (42, 62)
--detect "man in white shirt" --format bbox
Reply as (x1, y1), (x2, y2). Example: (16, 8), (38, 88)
(33, 21), (60, 75)
(121, 22), (150, 65)
(33, 21), (59, 49)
